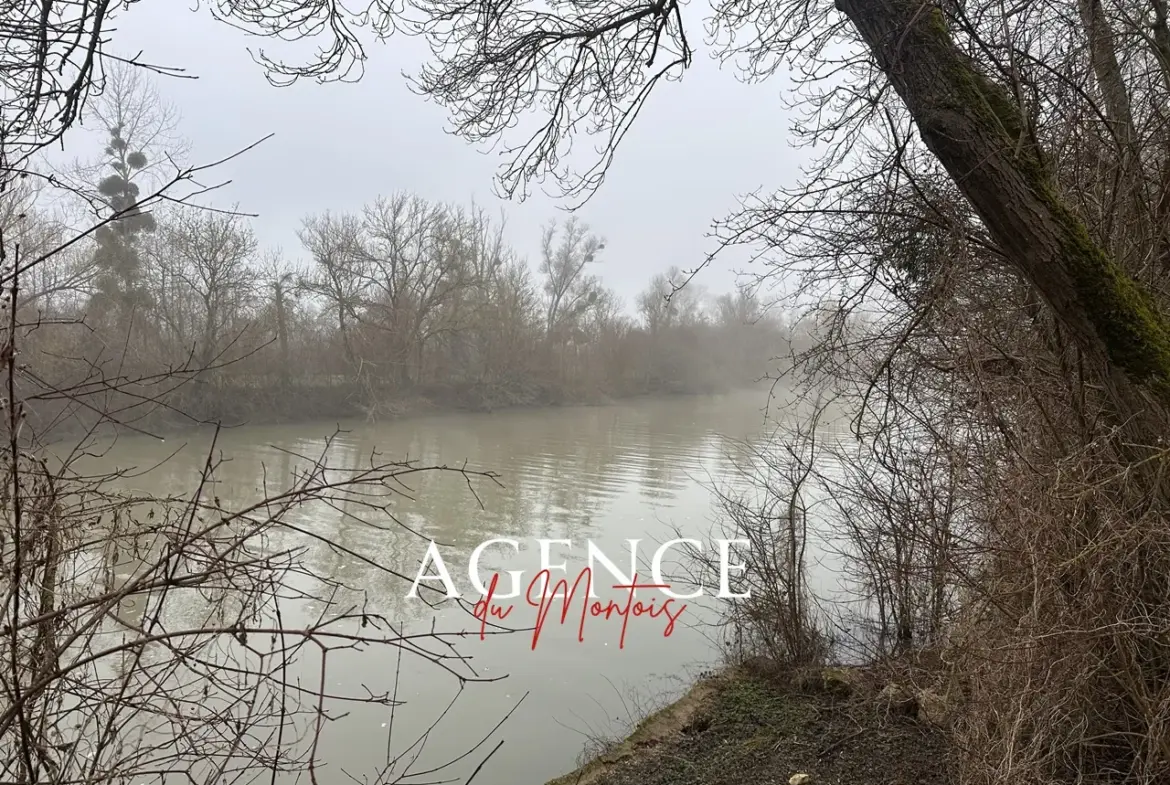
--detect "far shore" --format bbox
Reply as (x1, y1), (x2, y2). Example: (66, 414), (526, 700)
(35, 379), (770, 443)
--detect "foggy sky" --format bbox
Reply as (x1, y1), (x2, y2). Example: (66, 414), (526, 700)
(82, 4), (805, 306)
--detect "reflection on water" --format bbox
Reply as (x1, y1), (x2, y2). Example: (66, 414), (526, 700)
(74, 388), (814, 785)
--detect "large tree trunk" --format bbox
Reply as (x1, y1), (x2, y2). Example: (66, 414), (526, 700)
(834, 0), (1170, 435)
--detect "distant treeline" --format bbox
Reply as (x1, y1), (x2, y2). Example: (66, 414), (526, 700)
(10, 177), (797, 434)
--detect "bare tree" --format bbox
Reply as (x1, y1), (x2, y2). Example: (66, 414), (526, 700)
(637, 270), (676, 337)
(540, 217), (604, 341)
(162, 207), (259, 369)
(358, 193), (473, 386)
(0, 184), (93, 312)
(257, 248), (299, 386)
(71, 62), (190, 191)
(297, 211), (367, 373)
(637, 266), (707, 335)
(716, 287), (762, 330)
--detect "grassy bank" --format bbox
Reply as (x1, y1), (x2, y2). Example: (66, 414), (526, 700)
(548, 660), (954, 785)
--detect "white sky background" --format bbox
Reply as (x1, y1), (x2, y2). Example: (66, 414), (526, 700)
(61, 4), (807, 309)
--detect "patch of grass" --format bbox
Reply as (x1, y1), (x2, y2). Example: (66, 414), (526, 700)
(543, 663), (953, 785)
(707, 674), (816, 737)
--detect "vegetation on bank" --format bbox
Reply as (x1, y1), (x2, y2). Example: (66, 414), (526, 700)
(99, 376), (751, 437)
(548, 661), (953, 785)
(10, 69), (796, 439)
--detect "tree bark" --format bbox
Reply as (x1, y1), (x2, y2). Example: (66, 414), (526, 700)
(833, 0), (1170, 429)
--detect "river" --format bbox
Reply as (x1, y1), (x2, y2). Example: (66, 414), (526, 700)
(67, 387), (833, 785)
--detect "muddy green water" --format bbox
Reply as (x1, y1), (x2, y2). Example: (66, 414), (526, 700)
(75, 388), (828, 784)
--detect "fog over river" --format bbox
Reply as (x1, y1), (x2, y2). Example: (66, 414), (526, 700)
(78, 387), (843, 784)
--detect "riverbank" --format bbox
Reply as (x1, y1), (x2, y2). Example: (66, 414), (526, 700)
(547, 659), (954, 785)
(40, 376), (746, 441)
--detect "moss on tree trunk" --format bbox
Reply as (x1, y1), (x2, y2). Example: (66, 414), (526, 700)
(835, 0), (1170, 410)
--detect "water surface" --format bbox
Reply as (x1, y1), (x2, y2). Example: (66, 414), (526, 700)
(80, 389), (806, 784)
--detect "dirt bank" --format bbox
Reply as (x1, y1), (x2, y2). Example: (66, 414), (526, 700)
(546, 661), (953, 785)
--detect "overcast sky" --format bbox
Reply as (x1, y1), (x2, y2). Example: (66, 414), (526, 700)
(73, 5), (805, 308)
